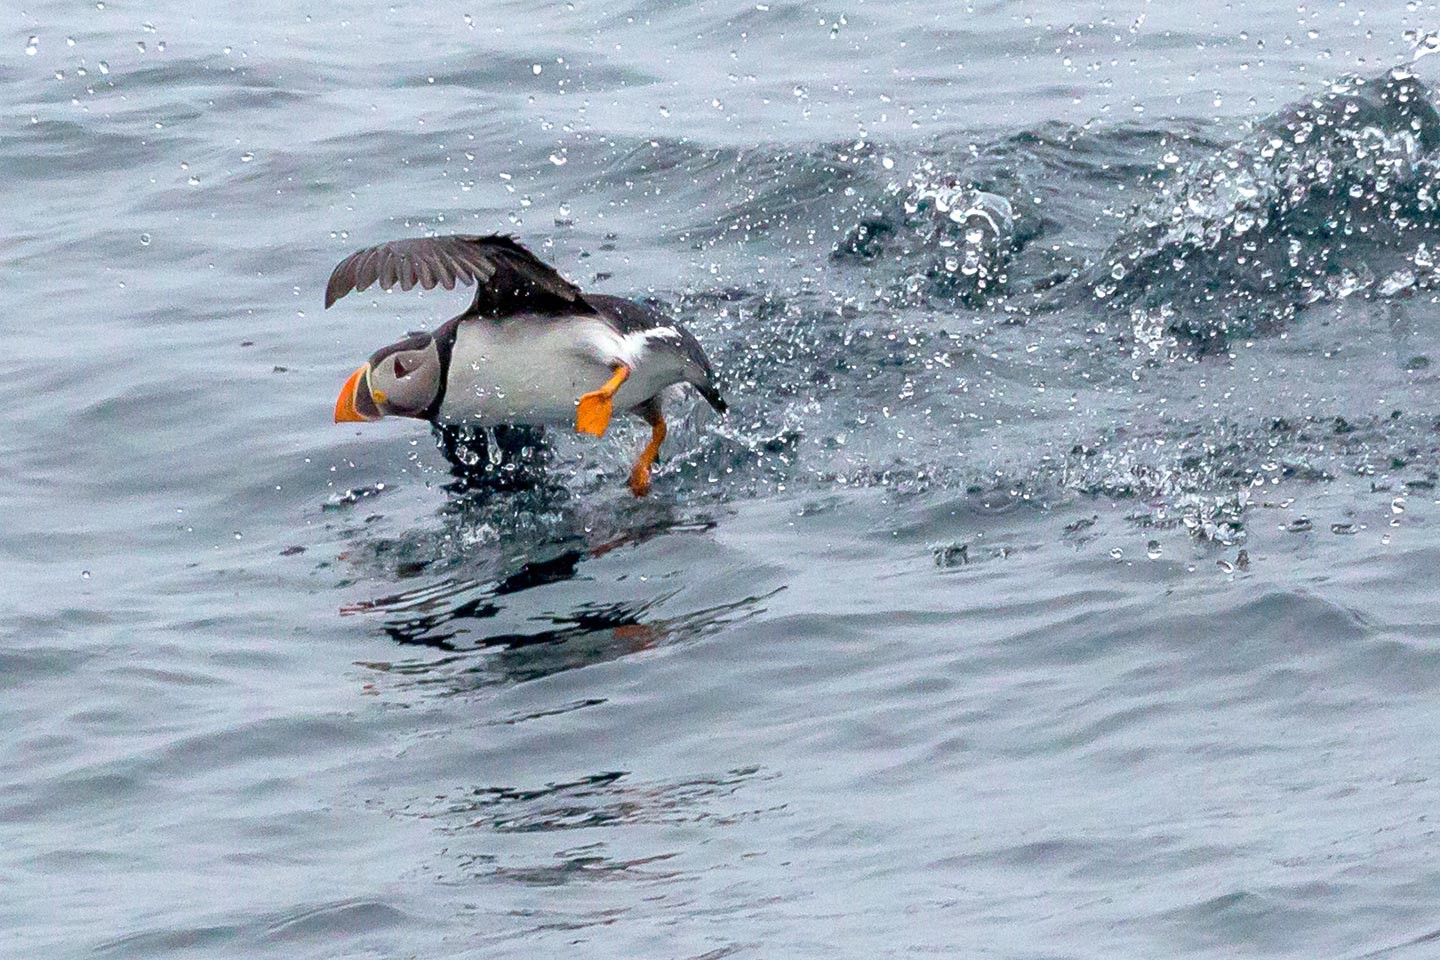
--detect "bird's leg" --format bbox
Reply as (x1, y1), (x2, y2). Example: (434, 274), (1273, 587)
(575, 365), (630, 437)
(628, 402), (667, 498)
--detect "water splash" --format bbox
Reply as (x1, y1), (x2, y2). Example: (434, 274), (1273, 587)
(835, 157), (1021, 306)
(1090, 69), (1440, 340)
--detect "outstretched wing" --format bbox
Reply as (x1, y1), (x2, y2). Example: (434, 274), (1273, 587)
(324, 234), (592, 316)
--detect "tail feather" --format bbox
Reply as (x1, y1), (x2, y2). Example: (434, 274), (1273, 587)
(697, 383), (728, 415)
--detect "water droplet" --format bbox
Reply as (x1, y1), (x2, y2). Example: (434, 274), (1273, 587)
(531, 63), (542, 75)
(188, 175), (200, 186)
(1283, 517), (1313, 533)
(1330, 522), (1359, 535)
(1392, 497), (1407, 515)
(240, 151), (254, 162)
(25, 36), (37, 56)
(1413, 30), (1440, 61)
(140, 233), (151, 245)
(1146, 540), (1161, 559)
(97, 60), (110, 74)
(81, 570), (91, 580)
(548, 153), (566, 166)
(1109, 547), (1124, 560)
(136, 40), (146, 53)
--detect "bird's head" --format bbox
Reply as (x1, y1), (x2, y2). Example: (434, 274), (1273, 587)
(334, 332), (443, 423)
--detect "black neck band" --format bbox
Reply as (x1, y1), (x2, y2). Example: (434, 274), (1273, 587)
(423, 316), (462, 422)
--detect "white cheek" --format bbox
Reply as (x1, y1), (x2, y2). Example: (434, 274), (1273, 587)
(392, 376), (427, 407)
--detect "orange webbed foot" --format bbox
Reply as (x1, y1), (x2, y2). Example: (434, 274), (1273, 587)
(628, 463), (653, 498)
(627, 410), (666, 498)
(575, 392), (613, 437)
(576, 366), (629, 437)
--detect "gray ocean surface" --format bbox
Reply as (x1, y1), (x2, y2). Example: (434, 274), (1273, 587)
(8, 1), (1440, 957)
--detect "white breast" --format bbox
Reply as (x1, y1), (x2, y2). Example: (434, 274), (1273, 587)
(436, 316), (686, 427)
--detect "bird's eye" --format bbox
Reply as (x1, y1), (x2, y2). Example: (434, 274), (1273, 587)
(393, 357), (410, 378)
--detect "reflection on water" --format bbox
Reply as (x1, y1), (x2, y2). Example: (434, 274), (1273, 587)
(347, 513), (780, 692)
(424, 767), (769, 834)
(395, 766), (780, 888)
(354, 585), (774, 694)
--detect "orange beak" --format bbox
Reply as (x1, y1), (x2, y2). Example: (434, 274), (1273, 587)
(334, 365), (379, 423)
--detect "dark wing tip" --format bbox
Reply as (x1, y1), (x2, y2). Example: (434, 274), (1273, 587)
(323, 268), (349, 309)
(324, 245), (378, 308)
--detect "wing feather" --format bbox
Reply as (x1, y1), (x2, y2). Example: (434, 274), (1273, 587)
(323, 234), (591, 316)
(374, 248), (393, 289)
(357, 247), (383, 291)
(433, 252), (457, 290)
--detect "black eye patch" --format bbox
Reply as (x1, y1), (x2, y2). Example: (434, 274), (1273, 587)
(393, 357), (411, 378)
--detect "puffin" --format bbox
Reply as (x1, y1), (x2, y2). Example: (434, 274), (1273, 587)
(328, 234), (727, 496)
